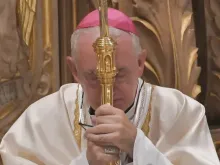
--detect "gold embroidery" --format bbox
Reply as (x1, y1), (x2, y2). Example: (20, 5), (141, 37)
(73, 84), (82, 150)
(141, 85), (155, 137)
(19, 152), (45, 165)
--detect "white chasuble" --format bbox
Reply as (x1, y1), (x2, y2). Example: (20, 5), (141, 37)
(0, 79), (219, 165)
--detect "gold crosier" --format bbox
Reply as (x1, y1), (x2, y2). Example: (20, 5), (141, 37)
(93, 0), (117, 105)
(93, 0), (119, 165)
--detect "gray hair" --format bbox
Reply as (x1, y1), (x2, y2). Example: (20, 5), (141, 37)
(71, 26), (142, 59)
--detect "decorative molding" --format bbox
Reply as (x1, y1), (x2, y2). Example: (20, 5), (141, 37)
(204, 0), (220, 125)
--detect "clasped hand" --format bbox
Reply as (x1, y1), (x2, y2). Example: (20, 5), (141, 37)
(85, 104), (137, 164)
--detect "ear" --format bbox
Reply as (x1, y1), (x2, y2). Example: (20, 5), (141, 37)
(66, 56), (80, 83)
(137, 49), (147, 77)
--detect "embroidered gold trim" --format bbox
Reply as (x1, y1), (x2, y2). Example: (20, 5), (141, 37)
(141, 85), (155, 137)
(73, 84), (82, 150)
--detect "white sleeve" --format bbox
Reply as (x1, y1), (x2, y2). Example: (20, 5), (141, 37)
(126, 96), (220, 165)
(126, 112), (220, 165)
(130, 129), (172, 165)
(1, 152), (38, 165)
(1, 129), (170, 165)
(1, 150), (89, 165)
(69, 149), (89, 165)
(0, 99), (89, 165)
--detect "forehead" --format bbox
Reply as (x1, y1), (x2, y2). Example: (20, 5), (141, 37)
(76, 30), (135, 72)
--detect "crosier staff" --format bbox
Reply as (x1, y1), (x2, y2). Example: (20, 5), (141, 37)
(92, 0), (120, 165)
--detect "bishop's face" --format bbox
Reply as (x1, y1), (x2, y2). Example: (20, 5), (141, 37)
(68, 31), (146, 111)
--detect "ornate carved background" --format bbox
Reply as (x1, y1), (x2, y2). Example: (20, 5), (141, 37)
(0, 0), (59, 141)
(133, 1), (201, 99)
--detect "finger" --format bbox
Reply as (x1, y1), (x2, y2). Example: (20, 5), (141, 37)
(87, 140), (113, 152)
(97, 152), (119, 164)
(86, 132), (118, 144)
(96, 104), (121, 117)
(86, 124), (117, 134)
(93, 141), (113, 147)
(87, 141), (103, 152)
(87, 140), (95, 148)
(96, 115), (121, 125)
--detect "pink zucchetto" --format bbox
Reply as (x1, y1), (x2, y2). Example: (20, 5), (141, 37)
(76, 8), (137, 35)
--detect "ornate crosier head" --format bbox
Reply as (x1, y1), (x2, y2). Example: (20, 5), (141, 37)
(92, 0), (117, 106)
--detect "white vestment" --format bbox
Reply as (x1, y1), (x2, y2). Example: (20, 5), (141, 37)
(0, 79), (219, 165)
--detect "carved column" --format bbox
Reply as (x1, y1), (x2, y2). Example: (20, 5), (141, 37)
(58, 0), (74, 85)
(204, 0), (220, 158)
(204, 0), (220, 125)
(58, 0), (92, 85)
